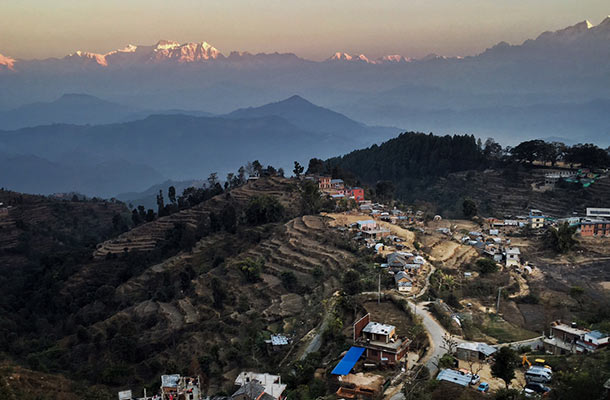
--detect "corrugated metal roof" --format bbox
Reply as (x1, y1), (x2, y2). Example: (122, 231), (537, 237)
(436, 369), (472, 387)
(161, 374), (180, 388)
(270, 334), (289, 346)
(331, 347), (365, 376)
(362, 321), (394, 335)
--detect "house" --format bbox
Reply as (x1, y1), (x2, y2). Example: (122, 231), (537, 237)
(160, 375), (202, 400)
(580, 219), (610, 237)
(543, 321), (589, 355)
(232, 382), (275, 400)
(394, 271), (412, 292)
(318, 176), (331, 190)
(335, 373), (385, 399)
(387, 252), (407, 269)
(350, 187), (365, 202)
(456, 342), (497, 361)
(353, 314), (410, 365)
(234, 372), (286, 400)
(436, 369), (472, 387)
(529, 209), (545, 229)
(505, 247), (521, 267)
(586, 208), (610, 218)
(265, 334), (290, 351)
(331, 179), (345, 190)
(578, 330), (609, 352)
(361, 228), (391, 239)
(357, 220), (377, 231)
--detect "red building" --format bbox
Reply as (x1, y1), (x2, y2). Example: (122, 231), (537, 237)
(350, 187), (365, 202)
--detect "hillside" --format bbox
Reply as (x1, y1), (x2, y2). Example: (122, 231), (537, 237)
(0, 177), (366, 396)
(325, 132), (610, 218)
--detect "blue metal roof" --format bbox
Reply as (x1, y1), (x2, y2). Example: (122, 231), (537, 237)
(331, 346), (365, 375)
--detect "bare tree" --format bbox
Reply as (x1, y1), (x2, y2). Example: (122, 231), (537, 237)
(441, 333), (458, 354)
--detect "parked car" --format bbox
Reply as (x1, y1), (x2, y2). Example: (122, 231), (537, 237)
(525, 366), (552, 383)
(470, 374), (480, 385)
(525, 382), (551, 396)
(477, 382), (489, 393)
(523, 388), (537, 398)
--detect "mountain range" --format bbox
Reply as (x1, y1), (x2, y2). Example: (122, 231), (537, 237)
(1, 18), (608, 142)
(0, 95), (399, 197)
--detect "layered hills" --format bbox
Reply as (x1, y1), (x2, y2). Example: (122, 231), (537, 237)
(0, 95), (398, 197)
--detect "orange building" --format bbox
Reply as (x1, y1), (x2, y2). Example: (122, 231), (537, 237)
(580, 220), (610, 237)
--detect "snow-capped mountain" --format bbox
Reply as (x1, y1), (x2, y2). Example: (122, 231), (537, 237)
(0, 53), (16, 70)
(62, 40), (226, 66)
(327, 52), (410, 64)
(376, 54), (411, 64)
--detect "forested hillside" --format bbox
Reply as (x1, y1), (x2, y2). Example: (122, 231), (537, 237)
(325, 133), (610, 217)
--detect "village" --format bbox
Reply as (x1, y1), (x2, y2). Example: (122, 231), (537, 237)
(110, 173), (610, 400)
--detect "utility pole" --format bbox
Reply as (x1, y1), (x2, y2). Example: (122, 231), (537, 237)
(496, 287), (502, 314)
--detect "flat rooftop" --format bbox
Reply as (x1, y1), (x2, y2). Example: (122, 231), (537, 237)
(363, 321), (395, 336)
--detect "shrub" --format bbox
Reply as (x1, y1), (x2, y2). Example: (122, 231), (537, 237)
(476, 257), (499, 274)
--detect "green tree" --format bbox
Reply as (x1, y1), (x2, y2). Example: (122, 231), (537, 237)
(462, 199), (477, 219)
(245, 195), (285, 225)
(306, 158), (325, 175)
(238, 258), (264, 283)
(131, 209), (141, 226)
(168, 186), (176, 204)
(476, 258), (499, 274)
(300, 180), (322, 215)
(146, 209), (156, 222)
(293, 161), (304, 178)
(546, 222), (577, 253)
(280, 271), (298, 291)
(491, 346), (519, 389)
(375, 180), (395, 201)
(343, 270), (362, 295)
(221, 203), (237, 233)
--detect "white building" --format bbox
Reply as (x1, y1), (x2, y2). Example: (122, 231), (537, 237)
(235, 372), (286, 400)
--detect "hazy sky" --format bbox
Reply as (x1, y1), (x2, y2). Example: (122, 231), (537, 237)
(1, 0), (608, 60)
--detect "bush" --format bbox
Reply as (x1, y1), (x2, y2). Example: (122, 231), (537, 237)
(245, 195), (285, 225)
(476, 257), (499, 274)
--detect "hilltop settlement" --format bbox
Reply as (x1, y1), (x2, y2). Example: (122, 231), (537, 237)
(1, 137), (610, 400)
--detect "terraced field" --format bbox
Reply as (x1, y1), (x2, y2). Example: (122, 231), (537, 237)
(94, 176), (300, 257)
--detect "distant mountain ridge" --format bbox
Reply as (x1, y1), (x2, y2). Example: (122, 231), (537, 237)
(0, 93), (214, 130)
(0, 95), (400, 196)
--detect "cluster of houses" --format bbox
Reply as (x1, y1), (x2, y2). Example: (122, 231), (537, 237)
(383, 251), (426, 292)
(543, 320), (609, 355)
(487, 207), (610, 238)
(458, 227), (528, 270)
(541, 168), (602, 190)
(309, 176), (365, 203)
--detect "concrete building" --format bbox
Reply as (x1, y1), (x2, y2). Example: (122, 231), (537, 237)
(456, 342), (497, 362)
(353, 314), (410, 365)
(234, 372), (286, 400)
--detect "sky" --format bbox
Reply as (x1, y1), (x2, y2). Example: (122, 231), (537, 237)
(1, 0), (608, 60)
